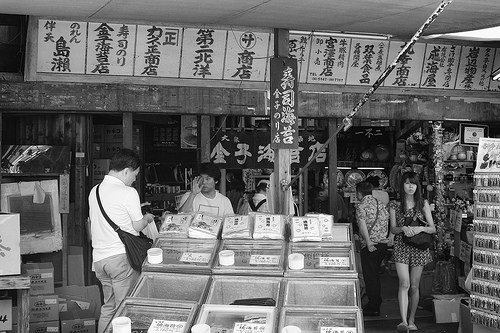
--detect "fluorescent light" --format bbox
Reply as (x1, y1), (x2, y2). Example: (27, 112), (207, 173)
(338, 167), (352, 170)
(289, 30), (390, 40)
(358, 167), (385, 170)
(443, 118), (471, 122)
(423, 26), (500, 41)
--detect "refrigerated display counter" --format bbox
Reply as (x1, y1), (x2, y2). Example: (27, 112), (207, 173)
(142, 237), (219, 274)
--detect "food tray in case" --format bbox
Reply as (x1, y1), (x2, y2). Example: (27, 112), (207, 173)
(205, 275), (283, 307)
(283, 278), (360, 307)
(142, 237), (219, 274)
(285, 241), (357, 278)
(105, 297), (197, 333)
(212, 239), (287, 276)
(195, 304), (277, 333)
(278, 307), (363, 333)
(129, 272), (211, 304)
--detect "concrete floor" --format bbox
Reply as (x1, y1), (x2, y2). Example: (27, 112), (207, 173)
(362, 271), (460, 333)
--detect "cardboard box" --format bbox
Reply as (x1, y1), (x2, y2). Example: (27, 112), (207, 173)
(30, 294), (59, 323)
(0, 213), (21, 276)
(23, 262), (55, 295)
(433, 294), (466, 323)
(29, 320), (60, 333)
(0, 298), (12, 331)
(55, 285), (102, 319)
(60, 310), (96, 333)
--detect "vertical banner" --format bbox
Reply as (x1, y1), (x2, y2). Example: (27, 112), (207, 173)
(270, 57), (299, 149)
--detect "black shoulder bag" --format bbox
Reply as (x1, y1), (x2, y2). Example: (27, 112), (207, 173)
(402, 210), (433, 250)
(96, 184), (153, 272)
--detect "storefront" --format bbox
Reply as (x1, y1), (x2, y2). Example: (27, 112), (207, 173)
(2, 14), (500, 333)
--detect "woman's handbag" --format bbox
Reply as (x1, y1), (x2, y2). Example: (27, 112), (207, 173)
(96, 184), (153, 272)
(402, 212), (433, 250)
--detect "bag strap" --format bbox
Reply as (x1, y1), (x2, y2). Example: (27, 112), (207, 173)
(255, 199), (266, 210)
(367, 198), (379, 235)
(96, 184), (121, 232)
(248, 199), (257, 211)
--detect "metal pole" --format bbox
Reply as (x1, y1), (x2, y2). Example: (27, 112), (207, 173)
(287, 0), (454, 189)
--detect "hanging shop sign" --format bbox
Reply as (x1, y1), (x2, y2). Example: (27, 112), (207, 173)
(30, 18), (500, 91)
(270, 57), (299, 149)
(210, 130), (327, 169)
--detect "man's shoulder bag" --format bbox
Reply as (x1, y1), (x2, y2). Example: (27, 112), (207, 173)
(96, 184), (153, 272)
(402, 211), (433, 250)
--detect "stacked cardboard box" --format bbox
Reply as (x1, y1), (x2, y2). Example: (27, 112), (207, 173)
(56, 285), (101, 333)
(22, 262), (60, 332)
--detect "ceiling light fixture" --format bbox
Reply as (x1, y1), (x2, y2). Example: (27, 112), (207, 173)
(358, 167), (386, 170)
(492, 67), (500, 81)
(289, 30), (391, 40)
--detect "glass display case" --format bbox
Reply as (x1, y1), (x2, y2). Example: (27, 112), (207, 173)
(278, 307), (363, 333)
(205, 275), (283, 307)
(212, 239), (287, 276)
(195, 304), (277, 333)
(142, 237), (219, 274)
(283, 278), (360, 308)
(129, 272), (211, 304)
(105, 297), (197, 333)
(285, 241), (357, 278)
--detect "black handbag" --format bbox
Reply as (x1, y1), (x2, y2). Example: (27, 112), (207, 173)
(96, 184), (153, 272)
(402, 211), (433, 250)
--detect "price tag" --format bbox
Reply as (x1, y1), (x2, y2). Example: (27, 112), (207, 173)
(320, 326), (356, 333)
(249, 254), (280, 265)
(147, 319), (186, 333)
(179, 252), (211, 263)
(233, 322), (267, 333)
(319, 257), (349, 267)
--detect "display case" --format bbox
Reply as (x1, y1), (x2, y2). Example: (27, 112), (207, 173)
(470, 167), (500, 330)
(105, 297), (197, 333)
(212, 239), (287, 276)
(205, 275), (283, 307)
(278, 307), (363, 333)
(142, 238), (219, 274)
(129, 272), (211, 304)
(283, 278), (360, 308)
(285, 241), (357, 278)
(195, 304), (277, 333)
